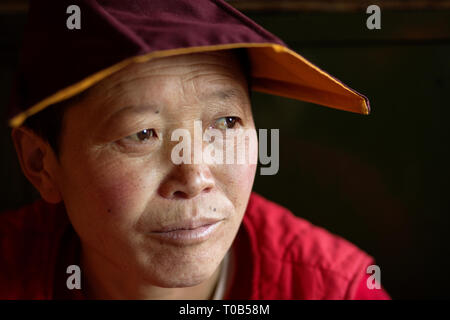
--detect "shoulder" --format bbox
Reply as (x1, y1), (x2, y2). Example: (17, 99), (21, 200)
(0, 199), (67, 233)
(241, 192), (375, 299)
(0, 200), (68, 299)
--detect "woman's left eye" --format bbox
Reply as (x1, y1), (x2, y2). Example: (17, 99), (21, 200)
(125, 129), (157, 142)
(214, 117), (240, 130)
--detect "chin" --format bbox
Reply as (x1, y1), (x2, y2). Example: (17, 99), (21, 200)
(146, 264), (216, 288)
(150, 252), (222, 288)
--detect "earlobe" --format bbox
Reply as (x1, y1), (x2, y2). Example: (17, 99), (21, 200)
(11, 127), (63, 204)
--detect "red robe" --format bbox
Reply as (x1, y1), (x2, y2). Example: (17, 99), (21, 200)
(0, 192), (390, 299)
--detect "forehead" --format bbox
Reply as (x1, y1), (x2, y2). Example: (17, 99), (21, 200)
(62, 50), (250, 130)
(89, 50), (247, 96)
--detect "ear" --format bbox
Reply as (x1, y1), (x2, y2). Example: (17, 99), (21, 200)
(11, 127), (63, 204)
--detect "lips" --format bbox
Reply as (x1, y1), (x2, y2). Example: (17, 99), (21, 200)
(148, 218), (224, 245)
(151, 218), (224, 233)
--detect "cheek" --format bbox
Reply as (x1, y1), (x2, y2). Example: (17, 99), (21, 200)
(94, 164), (154, 212)
(214, 162), (257, 214)
(60, 152), (162, 231)
(217, 131), (258, 211)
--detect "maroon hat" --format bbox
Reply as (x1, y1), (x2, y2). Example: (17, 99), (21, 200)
(9, 0), (370, 127)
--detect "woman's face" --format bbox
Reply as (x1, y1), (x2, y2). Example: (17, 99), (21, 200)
(54, 51), (258, 288)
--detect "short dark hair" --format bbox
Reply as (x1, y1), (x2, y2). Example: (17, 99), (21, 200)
(22, 48), (252, 156)
(22, 91), (87, 156)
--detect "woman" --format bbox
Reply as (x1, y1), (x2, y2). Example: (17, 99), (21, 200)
(1, 0), (389, 300)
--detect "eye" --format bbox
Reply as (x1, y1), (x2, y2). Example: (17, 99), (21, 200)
(214, 117), (240, 130)
(125, 129), (157, 142)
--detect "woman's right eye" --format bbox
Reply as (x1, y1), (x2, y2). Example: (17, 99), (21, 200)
(125, 129), (157, 142)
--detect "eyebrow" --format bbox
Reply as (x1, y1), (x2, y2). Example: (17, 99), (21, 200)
(202, 88), (247, 102)
(202, 88), (251, 117)
(100, 88), (249, 128)
(101, 104), (161, 128)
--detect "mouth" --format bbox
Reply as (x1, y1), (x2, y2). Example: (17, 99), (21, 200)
(148, 218), (224, 245)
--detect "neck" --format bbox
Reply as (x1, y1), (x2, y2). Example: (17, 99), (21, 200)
(79, 244), (223, 300)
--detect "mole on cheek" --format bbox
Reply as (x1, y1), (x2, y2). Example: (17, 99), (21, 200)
(107, 208), (112, 213)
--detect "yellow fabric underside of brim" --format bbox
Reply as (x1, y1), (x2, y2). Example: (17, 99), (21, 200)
(9, 43), (369, 128)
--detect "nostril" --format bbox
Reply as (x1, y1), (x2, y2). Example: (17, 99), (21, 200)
(173, 191), (187, 199)
(172, 187), (212, 199)
(203, 186), (212, 193)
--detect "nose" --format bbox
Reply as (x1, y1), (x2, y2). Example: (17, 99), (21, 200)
(158, 163), (215, 199)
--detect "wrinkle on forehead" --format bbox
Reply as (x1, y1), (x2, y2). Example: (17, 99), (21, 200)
(64, 50), (250, 135)
(89, 51), (244, 96)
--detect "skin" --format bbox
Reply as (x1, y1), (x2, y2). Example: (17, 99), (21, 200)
(12, 51), (258, 299)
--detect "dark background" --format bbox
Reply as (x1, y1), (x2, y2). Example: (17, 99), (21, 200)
(1, 0), (449, 299)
